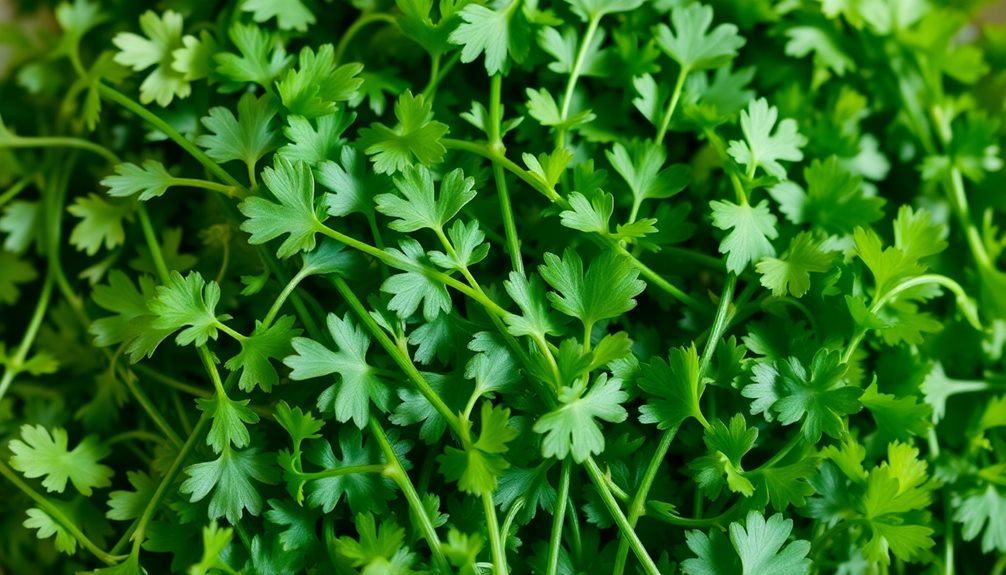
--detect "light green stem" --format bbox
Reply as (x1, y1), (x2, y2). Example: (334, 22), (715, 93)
(546, 460), (573, 575)
(654, 65), (690, 143)
(483, 491), (509, 575)
(0, 135), (120, 164)
(584, 457), (661, 575)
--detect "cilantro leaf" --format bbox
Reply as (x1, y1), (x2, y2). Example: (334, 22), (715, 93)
(710, 199), (779, 273)
(239, 156), (326, 259)
(655, 2), (746, 72)
(375, 165), (476, 232)
(533, 374), (628, 462)
(638, 344), (706, 430)
(9, 424), (113, 495)
(148, 271), (232, 348)
(682, 511), (811, 575)
(727, 98), (807, 180)
(449, 0), (531, 75)
(196, 92), (280, 175)
(357, 91), (449, 175)
(539, 248), (645, 330)
(284, 313), (390, 428)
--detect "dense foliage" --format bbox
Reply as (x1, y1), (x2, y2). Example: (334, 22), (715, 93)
(1, 0), (1005, 573)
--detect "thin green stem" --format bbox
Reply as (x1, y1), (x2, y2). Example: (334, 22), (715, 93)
(441, 138), (708, 312)
(0, 135), (121, 164)
(172, 177), (242, 198)
(546, 460), (573, 575)
(654, 65), (690, 143)
(136, 205), (171, 281)
(421, 52), (461, 100)
(584, 457), (660, 575)
(0, 270), (54, 404)
(333, 12), (398, 65)
(556, 14), (602, 147)
(612, 427), (676, 575)
(97, 84), (246, 192)
(483, 492), (509, 575)
(489, 74), (524, 275)
(133, 364), (211, 397)
(613, 274), (736, 574)
(215, 321), (247, 343)
(752, 433), (803, 472)
(263, 268), (310, 328)
(0, 459), (123, 565)
(369, 419), (450, 574)
(121, 371), (185, 449)
(106, 430), (169, 446)
(0, 176), (32, 209)
(332, 276), (462, 436)
(198, 345), (228, 398)
(297, 463), (387, 481)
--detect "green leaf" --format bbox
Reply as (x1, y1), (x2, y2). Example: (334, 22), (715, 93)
(280, 110), (354, 166)
(689, 414), (757, 498)
(565, 0), (644, 20)
(859, 441), (937, 565)
(265, 498), (320, 551)
(23, 507), (77, 555)
(112, 10), (190, 106)
(607, 141), (690, 208)
(101, 160), (174, 201)
(727, 98), (807, 180)
(533, 374), (628, 462)
(682, 511), (811, 575)
(655, 2), (746, 71)
(171, 30), (216, 82)
(241, 0), (315, 31)
(638, 344), (706, 430)
(743, 350), (862, 442)
(756, 232), (835, 297)
(277, 45), (363, 118)
(0, 250), (37, 305)
(429, 219), (490, 271)
(215, 23), (291, 88)
(180, 446), (278, 523)
(954, 485), (1006, 554)
(526, 87), (595, 129)
(439, 401), (518, 494)
(357, 90), (449, 174)
(198, 395), (260, 453)
(106, 470), (157, 521)
(503, 271), (564, 339)
(239, 156), (325, 258)
(196, 92), (280, 172)
(225, 316), (299, 393)
(770, 156), (885, 234)
(67, 194), (133, 255)
(284, 313), (390, 428)
(375, 165), (476, 232)
(449, 0), (531, 75)
(305, 428), (395, 514)
(335, 513), (417, 572)
(0, 200), (39, 253)
(148, 271), (232, 348)
(89, 271), (175, 361)
(382, 239), (452, 321)
(710, 199), (779, 274)
(189, 521), (236, 575)
(539, 248), (645, 329)
(9, 424), (113, 495)
(559, 190), (614, 235)
(860, 382), (931, 440)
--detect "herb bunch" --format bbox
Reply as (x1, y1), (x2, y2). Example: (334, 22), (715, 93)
(1, 0), (1005, 573)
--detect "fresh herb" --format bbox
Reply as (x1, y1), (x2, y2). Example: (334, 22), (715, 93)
(1, 0), (1005, 573)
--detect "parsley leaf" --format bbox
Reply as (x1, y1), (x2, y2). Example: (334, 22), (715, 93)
(239, 157), (326, 259)
(196, 92), (280, 175)
(655, 2), (746, 72)
(533, 374), (628, 462)
(284, 313), (390, 429)
(180, 446), (278, 523)
(148, 271), (232, 348)
(449, 0), (531, 75)
(375, 165), (476, 232)
(682, 511), (811, 575)
(638, 344), (706, 430)
(710, 199), (779, 274)
(357, 91), (449, 175)
(9, 425), (114, 495)
(728, 98), (807, 180)
(539, 248), (645, 331)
